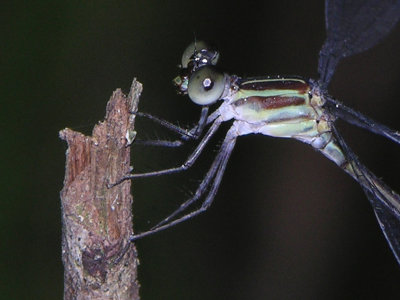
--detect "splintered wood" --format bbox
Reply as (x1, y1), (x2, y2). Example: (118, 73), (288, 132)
(59, 79), (142, 300)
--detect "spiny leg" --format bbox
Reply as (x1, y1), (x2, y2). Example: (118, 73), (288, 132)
(190, 106), (209, 138)
(134, 139), (184, 147)
(114, 128), (236, 264)
(150, 128), (237, 230)
(109, 118), (222, 187)
(126, 107), (209, 149)
(131, 128), (237, 240)
(134, 106), (209, 141)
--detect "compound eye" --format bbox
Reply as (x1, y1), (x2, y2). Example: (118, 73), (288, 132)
(181, 41), (209, 68)
(187, 66), (225, 105)
(181, 41), (219, 69)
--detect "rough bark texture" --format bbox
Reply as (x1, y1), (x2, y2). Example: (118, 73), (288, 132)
(59, 79), (142, 300)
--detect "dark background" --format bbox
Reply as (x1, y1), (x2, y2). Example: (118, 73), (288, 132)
(2, 1), (400, 299)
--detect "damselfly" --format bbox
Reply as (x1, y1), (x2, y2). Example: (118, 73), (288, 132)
(115, 0), (400, 264)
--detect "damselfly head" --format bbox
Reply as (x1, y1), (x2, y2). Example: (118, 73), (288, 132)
(173, 41), (220, 94)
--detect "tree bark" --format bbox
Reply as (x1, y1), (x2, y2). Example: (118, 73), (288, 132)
(59, 79), (141, 300)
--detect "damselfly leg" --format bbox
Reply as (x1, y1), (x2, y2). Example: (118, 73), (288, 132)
(130, 121), (236, 240)
(109, 108), (217, 187)
(114, 119), (235, 264)
(132, 106), (209, 147)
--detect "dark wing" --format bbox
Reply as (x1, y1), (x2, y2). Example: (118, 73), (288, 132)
(331, 124), (400, 265)
(374, 202), (400, 264)
(318, 0), (400, 87)
(324, 97), (400, 145)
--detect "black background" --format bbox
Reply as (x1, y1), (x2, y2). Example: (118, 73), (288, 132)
(2, 1), (400, 299)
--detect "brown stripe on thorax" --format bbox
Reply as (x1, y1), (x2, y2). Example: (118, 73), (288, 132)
(234, 96), (306, 110)
(240, 79), (309, 94)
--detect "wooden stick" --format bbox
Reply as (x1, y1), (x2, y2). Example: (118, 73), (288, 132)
(59, 79), (141, 300)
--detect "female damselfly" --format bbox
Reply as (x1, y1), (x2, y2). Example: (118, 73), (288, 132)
(113, 0), (400, 265)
